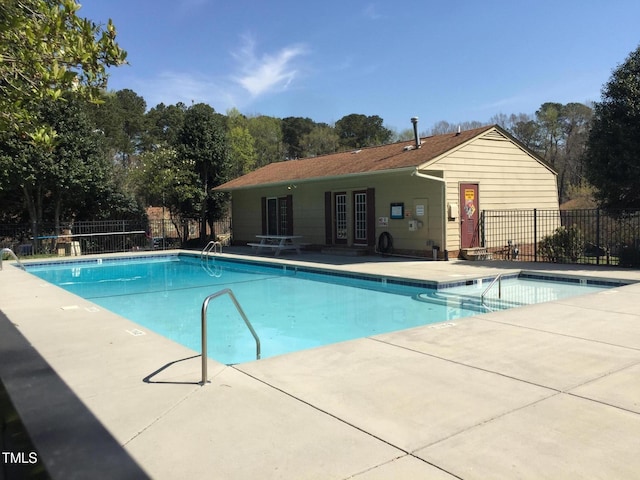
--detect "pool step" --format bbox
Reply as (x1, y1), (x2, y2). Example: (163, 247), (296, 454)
(414, 290), (519, 312)
(460, 247), (493, 261)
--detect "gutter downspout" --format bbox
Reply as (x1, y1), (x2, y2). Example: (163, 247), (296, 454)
(411, 168), (447, 258)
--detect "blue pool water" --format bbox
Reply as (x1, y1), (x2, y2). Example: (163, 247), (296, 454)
(26, 254), (616, 364)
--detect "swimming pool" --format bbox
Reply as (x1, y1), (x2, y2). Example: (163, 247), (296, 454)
(26, 254), (618, 364)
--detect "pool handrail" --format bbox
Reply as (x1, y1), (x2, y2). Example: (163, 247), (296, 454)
(481, 273), (502, 301)
(201, 240), (222, 260)
(1, 248), (25, 270)
(201, 288), (260, 384)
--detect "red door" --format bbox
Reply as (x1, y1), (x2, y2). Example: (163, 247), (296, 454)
(460, 183), (479, 248)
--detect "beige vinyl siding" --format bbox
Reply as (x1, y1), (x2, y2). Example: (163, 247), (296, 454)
(228, 191), (262, 242)
(229, 127), (559, 255)
(229, 185), (328, 244)
(426, 131), (559, 251)
(230, 171), (444, 251)
(368, 172), (443, 251)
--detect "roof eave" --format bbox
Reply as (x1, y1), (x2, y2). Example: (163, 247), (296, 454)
(214, 166), (419, 192)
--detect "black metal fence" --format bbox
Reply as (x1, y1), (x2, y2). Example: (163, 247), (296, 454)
(481, 209), (640, 266)
(0, 217), (232, 257)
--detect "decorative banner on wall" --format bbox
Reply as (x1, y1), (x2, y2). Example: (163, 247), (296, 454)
(464, 189), (476, 219)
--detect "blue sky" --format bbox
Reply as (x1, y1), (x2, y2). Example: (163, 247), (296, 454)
(80, 0), (640, 133)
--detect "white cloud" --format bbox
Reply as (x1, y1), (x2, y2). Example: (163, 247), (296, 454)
(122, 36), (309, 112)
(363, 3), (382, 20)
(135, 71), (236, 111)
(231, 35), (308, 98)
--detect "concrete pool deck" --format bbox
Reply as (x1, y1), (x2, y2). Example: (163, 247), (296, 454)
(2, 249), (640, 479)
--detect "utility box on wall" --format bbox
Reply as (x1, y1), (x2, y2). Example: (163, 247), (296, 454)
(448, 203), (458, 220)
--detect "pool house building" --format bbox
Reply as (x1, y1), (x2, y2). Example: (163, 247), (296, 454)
(215, 124), (559, 258)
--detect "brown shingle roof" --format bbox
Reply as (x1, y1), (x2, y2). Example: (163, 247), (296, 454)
(215, 125), (495, 191)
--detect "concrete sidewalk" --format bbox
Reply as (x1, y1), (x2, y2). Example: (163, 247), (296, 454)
(2, 251), (640, 479)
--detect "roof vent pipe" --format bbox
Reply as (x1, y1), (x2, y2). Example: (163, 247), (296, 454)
(411, 117), (421, 148)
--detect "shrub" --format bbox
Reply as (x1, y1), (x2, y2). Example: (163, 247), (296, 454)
(538, 225), (585, 263)
(618, 243), (640, 267)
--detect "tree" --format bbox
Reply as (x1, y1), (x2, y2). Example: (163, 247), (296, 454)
(89, 89), (147, 166)
(282, 116), (315, 159)
(132, 147), (202, 242)
(0, 129), (41, 224)
(226, 108), (257, 177)
(492, 112), (541, 149)
(558, 102), (593, 200)
(535, 103), (564, 166)
(335, 114), (392, 149)
(0, 94), (141, 247)
(494, 105), (592, 203)
(584, 45), (640, 211)
(247, 115), (285, 167)
(393, 128), (416, 142)
(178, 103), (230, 241)
(428, 120), (456, 135)
(37, 96), (112, 228)
(509, 116), (542, 151)
(143, 102), (187, 149)
(426, 120), (484, 136)
(300, 124), (340, 157)
(0, 0), (127, 143)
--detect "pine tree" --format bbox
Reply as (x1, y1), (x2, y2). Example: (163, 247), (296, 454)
(584, 45), (640, 211)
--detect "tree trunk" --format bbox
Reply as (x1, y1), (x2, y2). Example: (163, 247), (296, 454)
(23, 185), (40, 253)
(54, 198), (62, 235)
(169, 215), (184, 245)
(207, 217), (216, 242)
(200, 164), (208, 242)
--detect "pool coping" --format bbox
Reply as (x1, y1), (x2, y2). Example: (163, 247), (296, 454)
(23, 249), (636, 290)
(3, 249), (640, 478)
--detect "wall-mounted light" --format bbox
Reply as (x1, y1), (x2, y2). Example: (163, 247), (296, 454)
(287, 184), (297, 190)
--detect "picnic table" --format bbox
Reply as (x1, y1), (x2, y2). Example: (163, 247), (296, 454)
(247, 235), (304, 256)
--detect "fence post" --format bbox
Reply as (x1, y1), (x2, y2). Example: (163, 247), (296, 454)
(533, 208), (537, 262)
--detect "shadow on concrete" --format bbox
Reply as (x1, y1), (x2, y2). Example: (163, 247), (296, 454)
(142, 354), (202, 385)
(0, 310), (150, 480)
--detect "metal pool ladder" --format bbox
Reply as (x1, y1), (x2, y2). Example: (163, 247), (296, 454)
(0, 248), (25, 270)
(201, 241), (223, 277)
(201, 288), (261, 385)
(481, 274), (503, 308)
(201, 240), (222, 258)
